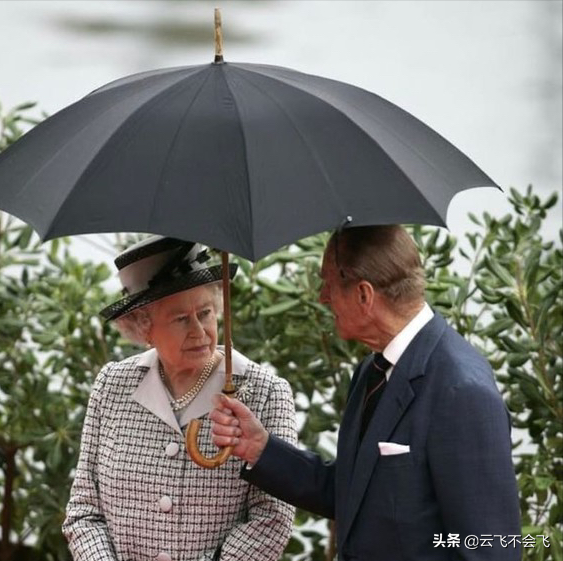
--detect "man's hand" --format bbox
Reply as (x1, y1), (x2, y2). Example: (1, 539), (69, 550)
(210, 394), (269, 465)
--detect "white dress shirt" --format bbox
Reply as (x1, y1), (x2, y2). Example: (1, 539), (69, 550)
(381, 302), (434, 380)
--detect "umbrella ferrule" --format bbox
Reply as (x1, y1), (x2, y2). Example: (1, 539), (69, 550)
(214, 8), (224, 64)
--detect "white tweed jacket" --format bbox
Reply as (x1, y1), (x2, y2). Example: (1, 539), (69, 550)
(63, 348), (297, 561)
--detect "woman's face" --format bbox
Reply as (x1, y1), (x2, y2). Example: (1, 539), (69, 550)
(148, 285), (219, 376)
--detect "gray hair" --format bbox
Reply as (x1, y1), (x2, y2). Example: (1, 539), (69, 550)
(113, 282), (224, 345)
(328, 225), (426, 309)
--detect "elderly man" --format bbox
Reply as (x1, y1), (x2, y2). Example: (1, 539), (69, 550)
(211, 225), (521, 561)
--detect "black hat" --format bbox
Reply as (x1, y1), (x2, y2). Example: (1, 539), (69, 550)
(100, 235), (237, 321)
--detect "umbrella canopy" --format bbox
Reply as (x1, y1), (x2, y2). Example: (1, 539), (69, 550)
(0, 61), (498, 262)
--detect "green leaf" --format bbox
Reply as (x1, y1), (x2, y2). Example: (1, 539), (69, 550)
(505, 299), (527, 327)
(523, 247), (542, 289)
(17, 226), (33, 249)
(507, 353), (529, 368)
(14, 101), (37, 111)
(481, 317), (514, 337)
(533, 476), (553, 491)
(33, 331), (59, 345)
(256, 277), (301, 295)
(484, 256), (515, 286)
(259, 299), (301, 316)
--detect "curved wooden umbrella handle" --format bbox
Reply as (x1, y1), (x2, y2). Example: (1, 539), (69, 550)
(185, 419), (234, 469)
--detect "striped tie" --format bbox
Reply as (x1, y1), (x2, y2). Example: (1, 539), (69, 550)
(359, 353), (391, 440)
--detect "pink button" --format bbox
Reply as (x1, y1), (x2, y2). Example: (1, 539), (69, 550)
(159, 495), (172, 513)
(165, 442), (179, 457)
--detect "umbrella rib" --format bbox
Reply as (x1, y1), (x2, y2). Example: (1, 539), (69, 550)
(146, 69), (214, 231)
(45, 69), (208, 239)
(37, 74), (191, 238)
(269, 67), (462, 186)
(219, 69), (256, 255)
(293, 88), (447, 224)
(325, 108), (451, 223)
(17, 114), (125, 238)
(238, 65), (470, 216)
(231, 69), (347, 223)
(322, 94), (461, 197)
(234, 67), (445, 226)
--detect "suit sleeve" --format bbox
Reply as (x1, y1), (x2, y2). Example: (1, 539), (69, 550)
(239, 360), (371, 521)
(62, 364), (118, 561)
(219, 377), (297, 561)
(427, 377), (521, 560)
(242, 435), (336, 519)
(241, 371), (336, 520)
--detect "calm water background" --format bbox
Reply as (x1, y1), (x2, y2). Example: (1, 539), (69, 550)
(0, 0), (561, 267)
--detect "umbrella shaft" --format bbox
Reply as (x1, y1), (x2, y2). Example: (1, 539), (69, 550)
(222, 251), (233, 388)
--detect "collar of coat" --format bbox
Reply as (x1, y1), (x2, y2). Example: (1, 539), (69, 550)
(131, 346), (250, 436)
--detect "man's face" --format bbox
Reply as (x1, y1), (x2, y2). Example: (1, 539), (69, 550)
(319, 248), (360, 340)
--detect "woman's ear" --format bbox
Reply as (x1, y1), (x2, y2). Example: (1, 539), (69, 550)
(140, 307), (154, 347)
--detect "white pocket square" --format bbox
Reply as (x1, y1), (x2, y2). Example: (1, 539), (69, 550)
(378, 442), (410, 456)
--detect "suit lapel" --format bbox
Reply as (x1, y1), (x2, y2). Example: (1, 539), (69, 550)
(339, 369), (415, 545)
(337, 359), (371, 493)
(338, 311), (448, 547)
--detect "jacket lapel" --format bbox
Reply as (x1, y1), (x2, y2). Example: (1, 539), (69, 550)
(131, 347), (251, 437)
(336, 359), (371, 495)
(132, 365), (183, 436)
(338, 311), (448, 547)
(339, 370), (415, 545)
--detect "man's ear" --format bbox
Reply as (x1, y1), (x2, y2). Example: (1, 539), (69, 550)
(356, 280), (375, 309)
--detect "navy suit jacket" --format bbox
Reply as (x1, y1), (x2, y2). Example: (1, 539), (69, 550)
(242, 312), (521, 560)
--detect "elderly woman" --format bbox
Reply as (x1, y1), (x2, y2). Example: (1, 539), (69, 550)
(63, 236), (297, 561)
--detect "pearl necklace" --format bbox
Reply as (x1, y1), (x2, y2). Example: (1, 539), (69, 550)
(159, 353), (220, 412)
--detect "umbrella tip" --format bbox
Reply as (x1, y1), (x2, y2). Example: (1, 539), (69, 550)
(214, 8), (224, 64)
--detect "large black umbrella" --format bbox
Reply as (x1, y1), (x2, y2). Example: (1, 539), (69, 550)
(0, 11), (498, 467)
(0, 50), (497, 262)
